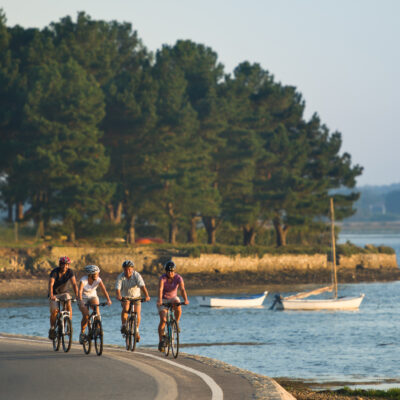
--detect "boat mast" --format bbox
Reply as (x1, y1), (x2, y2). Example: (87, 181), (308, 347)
(330, 197), (338, 298)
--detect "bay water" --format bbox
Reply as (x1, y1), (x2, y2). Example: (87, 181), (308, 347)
(1, 232), (400, 387)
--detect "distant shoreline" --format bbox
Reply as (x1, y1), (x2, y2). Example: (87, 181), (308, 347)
(339, 221), (400, 233)
(1, 266), (400, 300)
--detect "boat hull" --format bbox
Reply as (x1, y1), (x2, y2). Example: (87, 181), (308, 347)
(196, 291), (268, 307)
(279, 294), (365, 310)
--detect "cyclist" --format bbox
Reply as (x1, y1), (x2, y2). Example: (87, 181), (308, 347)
(78, 264), (112, 344)
(115, 260), (150, 342)
(48, 256), (79, 340)
(157, 260), (189, 351)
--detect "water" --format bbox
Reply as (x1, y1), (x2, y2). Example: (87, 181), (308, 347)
(1, 233), (400, 386)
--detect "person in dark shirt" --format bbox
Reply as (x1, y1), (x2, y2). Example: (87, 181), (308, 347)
(48, 256), (78, 339)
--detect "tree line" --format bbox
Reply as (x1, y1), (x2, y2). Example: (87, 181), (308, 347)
(0, 11), (362, 246)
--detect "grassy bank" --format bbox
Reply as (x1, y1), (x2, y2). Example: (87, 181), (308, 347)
(277, 379), (400, 399)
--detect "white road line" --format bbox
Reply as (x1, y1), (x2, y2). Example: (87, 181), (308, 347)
(129, 350), (223, 400)
(0, 335), (224, 400)
(105, 352), (178, 400)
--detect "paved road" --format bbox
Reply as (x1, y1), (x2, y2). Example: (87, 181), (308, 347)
(0, 334), (294, 400)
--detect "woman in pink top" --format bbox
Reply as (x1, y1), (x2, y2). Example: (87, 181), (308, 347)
(157, 261), (189, 351)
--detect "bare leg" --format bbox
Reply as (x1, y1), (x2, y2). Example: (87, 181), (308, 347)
(158, 311), (167, 342)
(173, 305), (182, 323)
(134, 302), (142, 328)
(50, 309), (58, 328)
(80, 305), (89, 333)
(121, 301), (129, 326)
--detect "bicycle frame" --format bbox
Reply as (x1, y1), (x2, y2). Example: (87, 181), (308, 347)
(82, 302), (106, 356)
(56, 305), (70, 334)
(53, 298), (75, 353)
(162, 302), (185, 359)
(121, 297), (145, 351)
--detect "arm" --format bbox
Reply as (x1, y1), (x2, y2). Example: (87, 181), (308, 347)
(78, 281), (84, 301)
(140, 285), (151, 302)
(115, 275), (123, 300)
(157, 279), (164, 306)
(49, 277), (56, 300)
(179, 280), (189, 305)
(71, 275), (79, 298)
(99, 280), (112, 305)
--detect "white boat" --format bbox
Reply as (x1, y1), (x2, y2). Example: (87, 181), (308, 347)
(279, 294), (365, 310)
(197, 291), (268, 307)
(274, 198), (365, 311)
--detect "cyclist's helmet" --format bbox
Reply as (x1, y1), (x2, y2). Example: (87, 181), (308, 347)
(85, 264), (100, 275)
(59, 256), (71, 266)
(122, 260), (134, 269)
(164, 261), (176, 271)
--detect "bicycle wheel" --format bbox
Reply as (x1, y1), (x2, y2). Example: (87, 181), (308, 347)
(93, 319), (103, 356)
(126, 319), (133, 351)
(131, 315), (137, 352)
(52, 321), (61, 351)
(62, 316), (73, 352)
(171, 320), (179, 359)
(164, 324), (170, 357)
(83, 322), (92, 355)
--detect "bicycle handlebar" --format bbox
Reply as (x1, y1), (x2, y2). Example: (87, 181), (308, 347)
(162, 302), (186, 308)
(120, 297), (147, 303)
(84, 302), (109, 307)
(54, 298), (77, 303)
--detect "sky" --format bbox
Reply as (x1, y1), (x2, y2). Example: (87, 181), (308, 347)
(1, 0), (399, 187)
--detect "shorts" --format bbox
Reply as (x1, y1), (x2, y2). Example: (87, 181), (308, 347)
(79, 296), (99, 310)
(49, 293), (72, 312)
(121, 298), (140, 306)
(157, 297), (181, 313)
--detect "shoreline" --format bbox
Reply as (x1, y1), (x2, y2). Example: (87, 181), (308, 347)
(276, 378), (400, 399)
(1, 268), (400, 300)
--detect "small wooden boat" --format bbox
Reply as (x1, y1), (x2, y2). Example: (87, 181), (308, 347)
(196, 291), (268, 307)
(277, 294), (365, 311)
(273, 198), (364, 311)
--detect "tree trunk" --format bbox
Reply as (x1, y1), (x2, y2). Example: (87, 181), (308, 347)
(108, 202), (123, 224)
(67, 230), (76, 242)
(167, 202), (178, 244)
(273, 217), (289, 247)
(16, 202), (24, 221)
(126, 215), (136, 244)
(187, 215), (199, 243)
(202, 216), (217, 245)
(243, 225), (256, 246)
(36, 219), (45, 239)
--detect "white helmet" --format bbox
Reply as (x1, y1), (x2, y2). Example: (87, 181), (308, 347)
(84, 264), (100, 274)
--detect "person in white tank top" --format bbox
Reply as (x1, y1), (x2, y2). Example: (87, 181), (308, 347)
(78, 265), (112, 344)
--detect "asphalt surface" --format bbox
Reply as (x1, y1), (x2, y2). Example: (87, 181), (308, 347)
(0, 334), (295, 400)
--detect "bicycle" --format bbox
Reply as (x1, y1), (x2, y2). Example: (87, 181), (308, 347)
(52, 298), (76, 353)
(120, 297), (146, 352)
(162, 302), (185, 359)
(81, 302), (107, 356)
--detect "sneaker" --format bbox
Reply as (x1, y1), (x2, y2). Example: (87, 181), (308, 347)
(158, 341), (164, 352)
(121, 325), (127, 335)
(48, 328), (56, 340)
(79, 333), (85, 344)
(161, 335), (167, 346)
(136, 332), (140, 343)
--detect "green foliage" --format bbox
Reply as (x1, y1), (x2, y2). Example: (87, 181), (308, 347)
(337, 241), (395, 256)
(377, 245), (396, 254)
(0, 12), (363, 246)
(337, 385), (400, 399)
